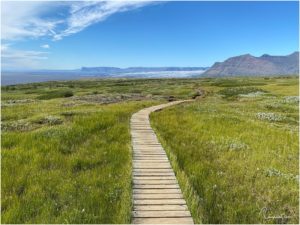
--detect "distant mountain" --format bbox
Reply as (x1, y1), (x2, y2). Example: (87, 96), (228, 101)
(2, 67), (209, 85)
(202, 52), (299, 77)
(81, 67), (122, 74)
(81, 67), (209, 74)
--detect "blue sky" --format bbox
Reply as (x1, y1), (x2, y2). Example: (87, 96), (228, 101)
(1, 1), (299, 70)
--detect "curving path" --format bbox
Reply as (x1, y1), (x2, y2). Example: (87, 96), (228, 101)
(131, 100), (194, 224)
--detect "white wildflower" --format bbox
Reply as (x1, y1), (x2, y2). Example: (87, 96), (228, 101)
(239, 91), (265, 98)
(256, 112), (285, 122)
(283, 96), (299, 104)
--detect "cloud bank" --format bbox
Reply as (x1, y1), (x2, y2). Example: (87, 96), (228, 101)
(1, 44), (49, 69)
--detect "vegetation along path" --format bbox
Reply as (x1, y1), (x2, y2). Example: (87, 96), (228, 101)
(131, 100), (194, 224)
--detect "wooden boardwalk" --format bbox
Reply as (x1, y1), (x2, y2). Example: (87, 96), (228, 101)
(131, 101), (194, 224)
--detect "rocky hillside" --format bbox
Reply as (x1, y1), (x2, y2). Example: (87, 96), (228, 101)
(202, 52), (299, 76)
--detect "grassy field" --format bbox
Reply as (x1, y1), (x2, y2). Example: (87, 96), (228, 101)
(1, 78), (197, 223)
(151, 76), (299, 224)
(1, 76), (299, 223)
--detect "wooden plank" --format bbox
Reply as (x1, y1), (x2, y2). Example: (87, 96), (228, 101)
(133, 169), (173, 172)
(133, 152), (167, 156)
(134, 193), (183, 199)
(133, 175), (176, 178)
(133, 158), (169, 161)
(133, 150), (165, 153)
(133, 155), (168, 158)
(131, 130), (154, 132)
(134, 162), (171, 168)
(133, 167), (172, 170)
(134, 128), (152, 131)
(133, 157), (167, 159)
(133, 149), (165, 152)
(132, 217), (194, 224)
(133, 153), (167, 156)
(133, 176), (175, 180)
(133, 169), (174, 173)
(133, 152), (166, 154)
(133, 180), (178, 185)
(133, 150), (167, 156)
(133, 160), (169, 163)
(132, 210), (191, 218)
(134, 204), (188, 211)
(133, 156), (168, 159)
(133, 174), (174, 177)
(133, 166), (171, 169)
(133, 156), (167, 158)
(133, 184), (180, 189)
(133, 152), (166, 155)
(131, 136), (157, 138)
(133, 146), (164, 149)
(133, 189), (181, 194)
(132, 139), (158, 141)
(134, 199), (186, 205)
(133, 157), (167, 160)
(133, 150), (166, 152)
(133, 173), (175, 177)
(133, 153), (166, 155)
(134, 141), (161, 147)
(134, 163), (171, 167)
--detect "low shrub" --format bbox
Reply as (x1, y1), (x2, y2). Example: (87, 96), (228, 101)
(218, 87), (266, 99)
(37, 90), (74, 100)
(34, 116), (63, 125)
(2, 120), (33, 132)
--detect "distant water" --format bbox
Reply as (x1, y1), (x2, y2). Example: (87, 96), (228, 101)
(1, 70), (205, 86)
(1, 72), (94, 86)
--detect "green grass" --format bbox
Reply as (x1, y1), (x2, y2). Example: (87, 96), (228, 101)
(1, 76), (299, 223)
(151, 77), (299, 224)
(2, 101), (160, 223)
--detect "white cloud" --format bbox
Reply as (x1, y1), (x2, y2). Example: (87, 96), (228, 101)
(53, 1), (152, 40)
(1, 1), (152, 41)
(1, 1), (63, 40)
(1, 44), (49, 69)
(1, 1), (153, 70)
(41, 44), (50, 49)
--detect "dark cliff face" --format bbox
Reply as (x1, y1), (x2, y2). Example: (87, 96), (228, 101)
(202, 52), (299, 77)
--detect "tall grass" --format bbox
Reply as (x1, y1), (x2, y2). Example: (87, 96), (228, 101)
(151, 80), (299, 223)
(1, 101), (158, 223)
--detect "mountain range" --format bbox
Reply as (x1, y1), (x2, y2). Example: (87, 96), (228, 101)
(80, 67), (208, 78)
(2, 52), (298, 85)
(202, 52), (299, 77)
(1, 67), (208, 85)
